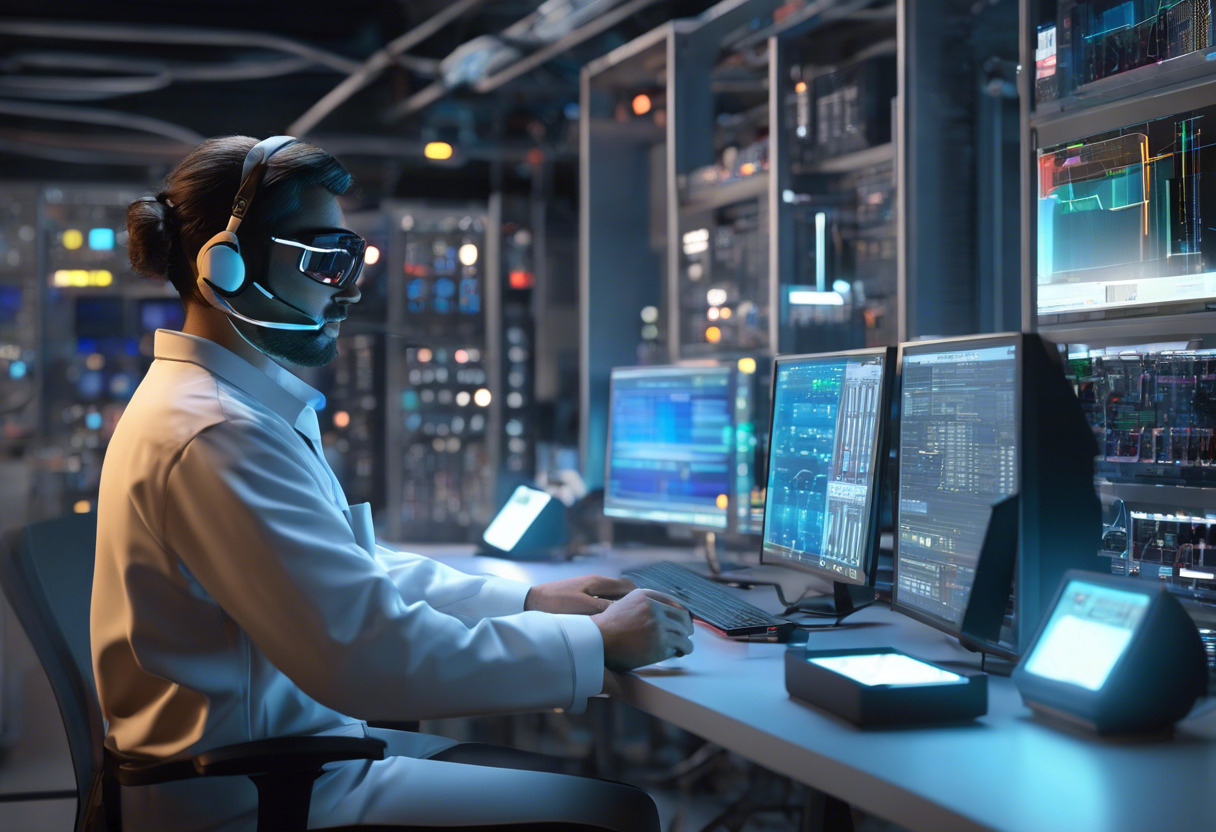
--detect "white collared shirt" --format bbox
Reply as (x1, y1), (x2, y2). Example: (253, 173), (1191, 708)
(91, 330), (603, 760)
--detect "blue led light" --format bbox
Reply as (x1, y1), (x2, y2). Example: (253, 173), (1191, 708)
(85, 411), (103, 430)
(88, 227), (116, 251)
(9, 360), (26, 379)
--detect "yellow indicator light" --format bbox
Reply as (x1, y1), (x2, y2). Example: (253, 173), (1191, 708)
(632, 94), (652, 116)
(416, 348), (433, 363)
(715, 494), (729, 510)
(62, 229), (83, 250)
(74, 500), (91, 514)
(720, 307), (732, 320)
(364, 245), (381, 266)
(795, 81), (808, 94)
(705, 326), (722, 343)
(53, 269), (112, 287)
(474, 388), (492, 407)
(333, 410), (351, 429)
(737, 357), (757, 375)
(458, 243), (478, 266)
(424, 141), (454, 160)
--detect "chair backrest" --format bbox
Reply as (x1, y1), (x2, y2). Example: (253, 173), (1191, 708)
(0, 512), (102, 830)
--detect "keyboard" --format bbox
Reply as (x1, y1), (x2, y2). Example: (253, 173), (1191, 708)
(622, 561), (796, 641)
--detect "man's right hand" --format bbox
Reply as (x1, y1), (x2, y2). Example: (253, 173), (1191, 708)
(591, 588), (695, 672)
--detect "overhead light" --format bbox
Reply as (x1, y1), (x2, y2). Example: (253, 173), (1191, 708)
(424, 141), (454, 161)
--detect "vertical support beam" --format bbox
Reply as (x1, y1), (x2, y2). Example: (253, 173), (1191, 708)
(1019, 0), (1037, 332)
(899, 0), (979, 339)
(580, 67), (666, 489)
(485, 192), (503, 508)
(769, 35), (790, 353)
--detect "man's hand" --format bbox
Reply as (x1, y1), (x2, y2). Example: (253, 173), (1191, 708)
(591, 589), (695, 672)
(524, 574), (637, 615)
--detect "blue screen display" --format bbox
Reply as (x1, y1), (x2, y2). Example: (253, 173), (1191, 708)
(1024, 579), (1150, 691)
(762, 354), (885, 581)
(605, 366), (734, 529)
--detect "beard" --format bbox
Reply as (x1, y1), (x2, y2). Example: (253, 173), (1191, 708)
(232, 303), (344, 368)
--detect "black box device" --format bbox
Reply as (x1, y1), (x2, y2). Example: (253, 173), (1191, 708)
(785, 647), (988, 727)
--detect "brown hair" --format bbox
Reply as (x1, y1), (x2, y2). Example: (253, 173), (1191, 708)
(126, 136), (354, 306)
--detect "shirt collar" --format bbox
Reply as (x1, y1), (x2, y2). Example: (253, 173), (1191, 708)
(153, 329), (327, 442)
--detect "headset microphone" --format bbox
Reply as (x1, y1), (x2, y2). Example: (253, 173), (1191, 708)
(194, 135), (327, 331)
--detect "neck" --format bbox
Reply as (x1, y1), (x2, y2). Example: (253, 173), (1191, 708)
(182, 302), (279, 375)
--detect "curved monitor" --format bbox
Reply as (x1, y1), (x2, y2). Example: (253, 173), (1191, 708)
(760, 348), (895, 586)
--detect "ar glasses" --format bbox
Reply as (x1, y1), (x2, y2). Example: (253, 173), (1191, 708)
(269, 230), (367, 290)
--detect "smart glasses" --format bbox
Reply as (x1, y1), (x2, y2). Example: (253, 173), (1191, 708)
(269, 230), (366, 290)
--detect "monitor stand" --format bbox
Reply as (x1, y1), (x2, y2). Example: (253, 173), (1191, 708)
(788, 581), (875, 623)
(696, 532), (751, 579)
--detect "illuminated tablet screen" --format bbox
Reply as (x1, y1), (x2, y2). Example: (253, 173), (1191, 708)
(483, 486), (552, 551)
(1023, 579), (1151, 691)
(810, 653), (967, 687)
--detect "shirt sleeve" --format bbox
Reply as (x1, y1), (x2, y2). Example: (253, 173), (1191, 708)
(371, 544), (532, 621)
(161, 417), (604, 721)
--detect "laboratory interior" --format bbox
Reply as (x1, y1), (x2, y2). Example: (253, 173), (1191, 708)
(3, 1), (1216, 830)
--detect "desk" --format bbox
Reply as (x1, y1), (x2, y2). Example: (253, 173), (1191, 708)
(409, 545), (1216, 832)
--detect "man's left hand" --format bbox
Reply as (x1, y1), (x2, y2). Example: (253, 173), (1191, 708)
(524, 575), (637, 615)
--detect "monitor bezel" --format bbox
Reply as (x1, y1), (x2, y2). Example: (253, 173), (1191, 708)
(758, 346), (895, 587)
(891, 332), (1024, 637)
(603, 362), (738, 533)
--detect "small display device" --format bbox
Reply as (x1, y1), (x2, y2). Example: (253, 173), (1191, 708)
(1013, 571), (1208, 734)
(785, 647), (988, 727)
(480, 485), (567, 560)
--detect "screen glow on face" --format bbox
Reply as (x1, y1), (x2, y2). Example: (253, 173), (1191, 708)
(1023, 580), (1150, 691)
(482, 486), (552, 551)
(810, 653), (967, 687)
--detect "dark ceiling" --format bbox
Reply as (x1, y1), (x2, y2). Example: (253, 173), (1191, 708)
(0, 0), (718, 199)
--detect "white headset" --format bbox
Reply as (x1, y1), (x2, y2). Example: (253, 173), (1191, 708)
(194, 135), (325, 331)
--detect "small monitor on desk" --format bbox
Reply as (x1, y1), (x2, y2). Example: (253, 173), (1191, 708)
(604, 364), (738, 532)
(760, 347), (895, 619)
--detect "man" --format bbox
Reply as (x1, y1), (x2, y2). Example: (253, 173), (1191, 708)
(93, 135), (693, 830)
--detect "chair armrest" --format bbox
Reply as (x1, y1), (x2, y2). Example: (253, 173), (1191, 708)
(193, 736), (387, 777)
(111, 736), (386, 786)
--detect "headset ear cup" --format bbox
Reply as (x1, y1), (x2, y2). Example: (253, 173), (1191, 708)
(196, 231), (245, 294)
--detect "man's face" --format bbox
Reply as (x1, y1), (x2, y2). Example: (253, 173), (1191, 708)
(234, 186), (361, 368)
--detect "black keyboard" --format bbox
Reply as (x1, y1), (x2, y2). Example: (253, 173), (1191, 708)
(623, 561), (795, 641)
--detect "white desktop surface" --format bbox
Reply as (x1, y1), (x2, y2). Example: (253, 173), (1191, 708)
(398, 544), (1216, 832)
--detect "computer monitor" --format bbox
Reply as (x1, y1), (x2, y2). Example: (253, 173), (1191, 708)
(893, 333), (1102, 655)
(760, 348), (895, 617)
(604, 364), (738, 532)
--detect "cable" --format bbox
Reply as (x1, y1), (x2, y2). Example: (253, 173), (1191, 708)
(286, 0), (490, 137)
(0, 19), (362, 74)
(0, 99), (203, 144)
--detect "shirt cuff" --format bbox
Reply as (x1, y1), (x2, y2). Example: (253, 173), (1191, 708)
(474, 576), (532, 618)
(552, 613), (605, 714)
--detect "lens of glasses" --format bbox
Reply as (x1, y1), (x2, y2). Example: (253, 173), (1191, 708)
(273, 232), (366, 288)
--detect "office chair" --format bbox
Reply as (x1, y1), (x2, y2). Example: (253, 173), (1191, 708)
(0, 512), (657, 832)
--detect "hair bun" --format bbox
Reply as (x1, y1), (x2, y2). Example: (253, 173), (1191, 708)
(126, 195), (176, 281)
